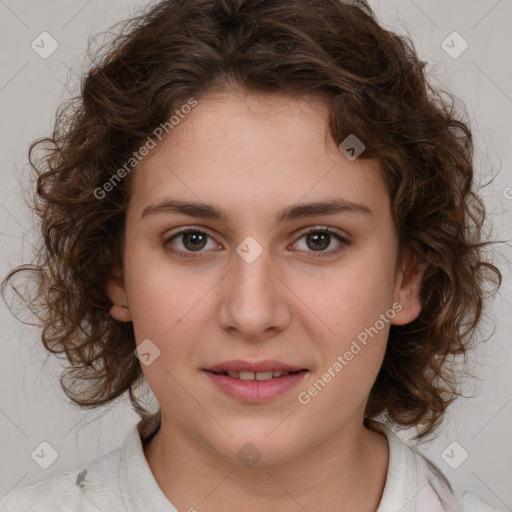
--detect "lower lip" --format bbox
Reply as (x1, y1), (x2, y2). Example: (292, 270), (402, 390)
(204, 370), (308, 403)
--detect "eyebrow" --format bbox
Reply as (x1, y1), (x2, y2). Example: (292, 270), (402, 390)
(140, 198), (372, 223)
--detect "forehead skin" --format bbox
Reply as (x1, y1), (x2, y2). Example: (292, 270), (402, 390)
(128, 90), (394, 251)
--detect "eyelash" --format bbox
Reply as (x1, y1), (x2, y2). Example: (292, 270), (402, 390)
(164, 226), (349, 260)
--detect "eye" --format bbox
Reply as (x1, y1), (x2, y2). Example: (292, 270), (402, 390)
(290, 227), (349, 258)
(164, 228), (220, 259)
(164, 226), (349, 260)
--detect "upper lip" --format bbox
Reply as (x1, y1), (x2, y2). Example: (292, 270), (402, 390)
(205, 360), (306, 373)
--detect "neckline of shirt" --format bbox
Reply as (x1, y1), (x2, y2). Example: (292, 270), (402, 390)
(118, 417), (418, 512)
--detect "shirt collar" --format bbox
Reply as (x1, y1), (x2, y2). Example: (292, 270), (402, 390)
(366, 419), (418, 512)
(118, 415), (418, 512)
(119, 417), (178, 512)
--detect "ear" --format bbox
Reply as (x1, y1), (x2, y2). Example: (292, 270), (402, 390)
(390, 249), (426, 326)
(106, 270), (132, 322)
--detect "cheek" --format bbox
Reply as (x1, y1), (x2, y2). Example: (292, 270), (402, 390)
(298, 271), (392, 418)
(126, 265), (210, 399)
(124, 242), (214, 342)
(294, 249), (395, 406)
(123, 255), (219, 390)
(299, 253), (396, 344)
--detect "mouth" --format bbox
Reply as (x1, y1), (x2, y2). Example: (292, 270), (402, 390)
(204, 369), (305, 381)
(203, 360), (309, 402)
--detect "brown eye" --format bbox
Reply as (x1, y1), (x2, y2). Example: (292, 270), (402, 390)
(164, 228), (220, 258)
(292, 228), (349, 258)
(305, 231), (331, 251)
(180, 231), (208, 251)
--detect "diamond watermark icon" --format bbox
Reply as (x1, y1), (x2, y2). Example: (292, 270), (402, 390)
(236, 236), (263, 264)
(237, 442), (263, 467)
(31, 441), (59, 469)
(441, 441), (469, 469)
(338, 134), (365, 161)
(134, 338), (161, 366)
(31, 32), (59, 59)
(441, 32), (468, 59)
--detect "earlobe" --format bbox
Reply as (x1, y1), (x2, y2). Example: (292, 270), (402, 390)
(106, 274), (132, 322)
(391, 250), (426, 326)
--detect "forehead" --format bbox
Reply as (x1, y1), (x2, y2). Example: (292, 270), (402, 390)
(129, 90), (390, 224)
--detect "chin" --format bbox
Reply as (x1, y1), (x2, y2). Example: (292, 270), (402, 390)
(206, 423), (306, 468)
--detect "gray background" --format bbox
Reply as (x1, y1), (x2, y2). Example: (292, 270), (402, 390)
(0, 0), (511, 509)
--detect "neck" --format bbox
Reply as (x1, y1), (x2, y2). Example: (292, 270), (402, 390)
(143, 414), (389, 512)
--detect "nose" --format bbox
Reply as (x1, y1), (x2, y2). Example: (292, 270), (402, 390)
(217, 244), (291, 343)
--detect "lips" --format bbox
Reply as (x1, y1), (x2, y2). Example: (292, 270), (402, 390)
(203, 360), (308, 402)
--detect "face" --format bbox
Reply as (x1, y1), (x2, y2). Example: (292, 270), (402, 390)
(108, 89), (424, 466)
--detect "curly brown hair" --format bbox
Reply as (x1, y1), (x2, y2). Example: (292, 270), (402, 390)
(2, 0), (502, 440)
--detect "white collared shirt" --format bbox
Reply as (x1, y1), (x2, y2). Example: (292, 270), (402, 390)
(0, 419), (500, 511)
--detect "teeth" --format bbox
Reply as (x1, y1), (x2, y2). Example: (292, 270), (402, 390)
(224, 370), (291, 380)
(255, 371), (274, 381)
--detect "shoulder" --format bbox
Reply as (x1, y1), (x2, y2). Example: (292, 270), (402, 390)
(0, 437), (125, 512)
(366, 419), (503, 512)
(414, 446), (504, 512)
(0, 415), (166, 512)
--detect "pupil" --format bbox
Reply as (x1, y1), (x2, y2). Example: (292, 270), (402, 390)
(307, 232), (329, 251)
(184, 232), (206, 251)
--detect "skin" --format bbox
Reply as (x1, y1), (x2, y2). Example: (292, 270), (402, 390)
(107, 88), (425, 511)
